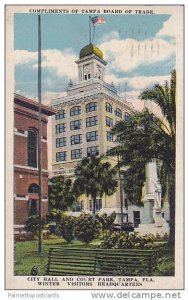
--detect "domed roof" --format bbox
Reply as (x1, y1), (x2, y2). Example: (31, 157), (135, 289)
(79, 43), (104, 59)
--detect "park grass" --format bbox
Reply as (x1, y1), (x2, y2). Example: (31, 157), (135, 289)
(14, 238), (85, 276)
(14, 238), (173, 276)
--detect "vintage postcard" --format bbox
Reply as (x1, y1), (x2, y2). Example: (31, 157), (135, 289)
(5, 5), (184, 290)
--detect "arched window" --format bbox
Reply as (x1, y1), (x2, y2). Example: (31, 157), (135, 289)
(106, 102), (112, 113)
(124, 112), (131, 122)
(28, 183), (39, 193)
(115, 108), (122, 118)
(86, 102), (98, 113)
(70, 106), (81, 116)
(27, 129), (37, 168)
(55, 109), (66, 120)
(28, 183), (39, 216)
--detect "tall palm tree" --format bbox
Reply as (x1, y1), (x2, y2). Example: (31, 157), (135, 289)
(108, 70), (176, 247)
(48, 175), (77, 211)
(73, 156), (118, 215)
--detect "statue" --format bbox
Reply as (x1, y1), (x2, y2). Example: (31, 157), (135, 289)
(154, 180), (162, 209)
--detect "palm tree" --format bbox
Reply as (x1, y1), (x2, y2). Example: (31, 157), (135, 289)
(48, 175), (78, 211)
(73, 156), (118, 214)
(108, 70), (176, 247)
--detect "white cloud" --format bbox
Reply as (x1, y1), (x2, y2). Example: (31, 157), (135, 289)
(15, 48), (78, 80)
(100, 37), (175, 73)
(14, 50), (37, 64)
(100, 31), (120, 43)
(105, 72), (170, 91)
(42, 91), (67, 104)
(156, 16), (176, 38)
(127, 75), (170, 91)
(39, 49), (77, 79)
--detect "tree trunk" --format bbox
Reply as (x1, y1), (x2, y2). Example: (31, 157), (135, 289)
(93, 195), (96, 215)
(168, 171), (175, 249)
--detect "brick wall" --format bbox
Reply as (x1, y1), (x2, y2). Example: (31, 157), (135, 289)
(14, 97), (54, 226)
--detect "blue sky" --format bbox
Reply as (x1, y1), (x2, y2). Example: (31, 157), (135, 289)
(14, 13), (176, 107)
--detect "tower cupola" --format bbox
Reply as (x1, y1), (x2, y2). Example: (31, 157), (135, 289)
(76, 43), (107, 82)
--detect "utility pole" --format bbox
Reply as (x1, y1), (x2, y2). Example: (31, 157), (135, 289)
(38, 15), (43, 255)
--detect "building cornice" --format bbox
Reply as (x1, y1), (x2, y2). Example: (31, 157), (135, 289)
(51, 90), (135, 113)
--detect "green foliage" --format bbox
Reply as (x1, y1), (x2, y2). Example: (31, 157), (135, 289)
(59, 215), (76, 243)
(46, 209), (63, 225)
(100, 231), (156, 249)
(25, 214), (46, 236)
(153, 256), (175, 276)
(96, 212), (116, 230)
(48, 175), (78, 211)
(74, 213), (101, 244)
(74, 156), (118, 214)
(108, 70), (176, 247)
(123, 165), (145, 205)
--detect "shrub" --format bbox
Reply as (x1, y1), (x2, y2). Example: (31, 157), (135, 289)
(25, 214), (46, 237)
(100, 231), (156, 249)
(96, 212), (116, 231)
(45, 209), (63, 225)
(74, 213), (101, 244)
(59, 215), (76, 243)
(153, 256), (175, 276)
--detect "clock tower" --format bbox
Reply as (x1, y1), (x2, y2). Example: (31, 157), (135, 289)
(75, 43), (107, 82)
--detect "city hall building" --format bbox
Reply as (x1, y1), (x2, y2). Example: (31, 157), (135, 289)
(14, 94), (56, 232)
(49, 43), (145, 225)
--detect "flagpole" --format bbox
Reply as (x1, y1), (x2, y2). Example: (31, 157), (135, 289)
(38, 14), (43, 255)
(89, 16), (91, 44)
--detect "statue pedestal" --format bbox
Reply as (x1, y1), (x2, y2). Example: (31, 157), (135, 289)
(136, 194), (169, 236)
(137, 206), (169, 236)
(153, 208), (164, 227)
(141, 194), (155, 224)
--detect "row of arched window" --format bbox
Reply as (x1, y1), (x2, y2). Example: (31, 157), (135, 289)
(55, 102), (131, 120)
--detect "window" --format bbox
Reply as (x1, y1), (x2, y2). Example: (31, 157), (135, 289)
(86, 116), (98, 127)
(28, 183), (39, 194)
(106, 116), (113, 127)
(106, 102), (112, 113)
(89, 200), (93, 211)
(124, 112), (131, 122)
(55, 110), (66, 120)
(86, 102), (97, 113)
(133, 211), (141, 228)
(84, 74), (91, 80)
(96, 199), (102, 211)
(71, 149), (82, 160)
(115, 108), (122, 118)
(107, 131), (113, 142)
(81, 200), (84, 211)
(89, 199), (102, 211)
(71, 134), (82, 145)
(56, 137), (66, 148)
(86, 131), (98, 142)
(56, 151), (67, 162)
(70, 119), (81, 131)
(87, 146), (99, 157)
(70, 106), (81, 116)
(27, 129), (37, 168)
(56, 123), (66, 133)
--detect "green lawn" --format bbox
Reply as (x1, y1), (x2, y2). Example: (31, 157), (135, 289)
(15, 238), (174, 276)
(14, 238), (85, 276)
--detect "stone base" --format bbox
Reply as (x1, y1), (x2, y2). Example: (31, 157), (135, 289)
(136, 222), (169, 236)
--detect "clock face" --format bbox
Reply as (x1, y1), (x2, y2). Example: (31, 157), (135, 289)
(83, 64), (90, 74)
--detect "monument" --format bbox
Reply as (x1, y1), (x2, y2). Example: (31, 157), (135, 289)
(136, 100), (169, 236)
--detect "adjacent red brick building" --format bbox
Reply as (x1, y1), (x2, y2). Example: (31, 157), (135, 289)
(14, 94), (55, 230)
